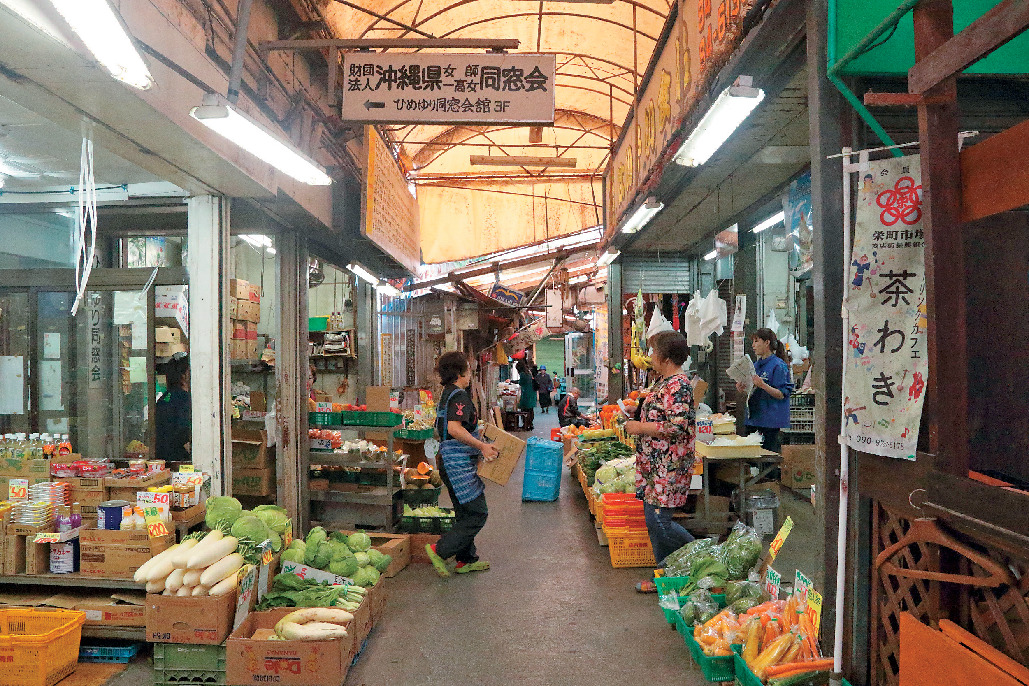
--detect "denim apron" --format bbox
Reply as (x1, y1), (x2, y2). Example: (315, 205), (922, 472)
(439, 388), (485, 504)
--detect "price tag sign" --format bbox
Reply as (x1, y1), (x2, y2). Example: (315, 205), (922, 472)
(808, 589), (824, 634)
(178, 464), (195, 473)
(138, 491), (170, 520)
(767, 516), (794, 563)
(283, 520), (293, 548)
(764, 567), (781, 600)
(8, 478), (28, 502)
(795, 570), (814, 604)
(233, 564), (258, 630)
(143, 506), (170, 538)
(34, 532), (62, 544)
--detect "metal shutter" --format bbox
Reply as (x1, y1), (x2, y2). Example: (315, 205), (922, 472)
(621, 255), (693, 293)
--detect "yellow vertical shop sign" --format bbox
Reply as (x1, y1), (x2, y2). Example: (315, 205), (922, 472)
(767, 516), (794, 563)
(363, 126), (420, 272)
(607, 0), (757, 233)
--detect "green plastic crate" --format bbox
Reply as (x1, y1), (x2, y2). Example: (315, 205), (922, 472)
(153, 643), (226, 685)
(656, 576), (727, 625)
(394, 428), (433, 440)
(730, 645), (850, 686)
(340, 411), (403, 427)
(684, 630), (735, 682)
(309, 411), (342, 426)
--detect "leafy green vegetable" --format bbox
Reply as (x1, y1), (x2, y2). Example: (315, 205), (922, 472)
(288, 539), (306, 554)
(373, 553), (392, 573)
(352, 566), (380, 587)
(329, 556), (359, 578)
(304, 541), (322, 567)
(254, 508), (290, 536)
(313, 544), (334, 570)
(256, 573), (362, 610)
(231, 515), (272, 544)
(205, 496), (243, 529)
(725, 580), (763, 605)
(281, 549), (305, 564)
(353, 552), (370, 567)
(306, 526), (327, 549)
(346, 532), (372, 552)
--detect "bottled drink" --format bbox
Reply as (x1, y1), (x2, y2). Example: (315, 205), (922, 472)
(59, 434), (72, 456)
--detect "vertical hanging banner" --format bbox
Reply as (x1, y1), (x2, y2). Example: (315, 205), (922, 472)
(844, 154), (928, 460)
(380, 334), (394, 387)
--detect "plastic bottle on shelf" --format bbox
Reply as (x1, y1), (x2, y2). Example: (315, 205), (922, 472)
(58, 435), (73, 456)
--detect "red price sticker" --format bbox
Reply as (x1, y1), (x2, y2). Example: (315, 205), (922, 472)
(147, 521), (170, 538)
(34, 533), (61, 544)
(8, 478), (28, 501)
(143, 506), (169, 538)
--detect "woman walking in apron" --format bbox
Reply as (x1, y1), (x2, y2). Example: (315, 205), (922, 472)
(425, 352), (499, 577)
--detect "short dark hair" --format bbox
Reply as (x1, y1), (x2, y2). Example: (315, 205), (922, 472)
(650, 331), (689, 366)
(436, 351), (469, 385)
(165, 357), (190, 388)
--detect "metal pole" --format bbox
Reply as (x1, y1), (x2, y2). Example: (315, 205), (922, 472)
(227, 0), (255, 104)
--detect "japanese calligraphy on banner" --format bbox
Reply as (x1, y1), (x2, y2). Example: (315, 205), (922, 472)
(607, 0), (757, 232)
(380, 333), (393, 387)
(845, 154), (927, 461)
(364, 126), (420, 272)
(88, 292), (103, 389)
(343, 53), (556, 125)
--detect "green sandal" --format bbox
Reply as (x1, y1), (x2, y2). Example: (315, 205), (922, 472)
(455, 561), (490, 573)
(425, 544), (450, 578)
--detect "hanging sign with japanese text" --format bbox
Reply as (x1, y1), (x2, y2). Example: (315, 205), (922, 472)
(844, 154), (927, 461)
(364, 126), (420, 273)
(607, 0), (757, 232)
(343, 53), (556, 125)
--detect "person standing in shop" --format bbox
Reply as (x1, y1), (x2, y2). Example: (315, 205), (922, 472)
(535, 366), (554, 413)
(156, 354), (191, 464)
(425, 352), (499, 577)
(516, 360), (537, 430)
(738, 327), (794, 453)
(624, 331), (697, 592)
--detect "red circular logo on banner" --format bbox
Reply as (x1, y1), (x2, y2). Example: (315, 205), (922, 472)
(876, 176), (923, 226)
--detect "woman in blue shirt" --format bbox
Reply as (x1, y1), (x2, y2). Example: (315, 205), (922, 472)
(737, 328), (793, 452)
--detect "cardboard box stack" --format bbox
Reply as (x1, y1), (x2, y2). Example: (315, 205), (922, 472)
(231, 426), (275, 497)
(155, 325), (187, 358)
(230, 278), (261, 360)
(781, 445), (817, 491)
(80, 528), (173, 579)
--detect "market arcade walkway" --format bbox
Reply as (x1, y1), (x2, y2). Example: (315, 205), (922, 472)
(345, 412), (705, 686)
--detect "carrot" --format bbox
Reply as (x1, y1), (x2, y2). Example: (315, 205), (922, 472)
(784, 595), (797, 629)
(764, 618), (782, 646)
(745, 601), (780, 616)
(766, 658), (835, 678)
(799, 614), (821, 659)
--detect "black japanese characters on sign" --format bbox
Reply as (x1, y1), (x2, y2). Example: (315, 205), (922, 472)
(342, 54), (556, 125)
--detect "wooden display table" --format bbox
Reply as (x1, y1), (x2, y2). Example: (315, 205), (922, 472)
(692, 442), (780, 532)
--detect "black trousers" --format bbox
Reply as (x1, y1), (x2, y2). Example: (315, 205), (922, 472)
(437, 461), (489, 563)
(746, 426), (782, 453)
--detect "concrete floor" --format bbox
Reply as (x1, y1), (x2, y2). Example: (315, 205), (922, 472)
(105, 409), (823, 686)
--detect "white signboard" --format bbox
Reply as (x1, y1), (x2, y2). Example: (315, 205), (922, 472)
(343, 53), (556, 125)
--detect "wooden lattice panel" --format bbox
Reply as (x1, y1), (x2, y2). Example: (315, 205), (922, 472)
(870, 500), (1029, 685)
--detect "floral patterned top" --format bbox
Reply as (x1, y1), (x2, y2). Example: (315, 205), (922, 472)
(635, 373), (697, 508)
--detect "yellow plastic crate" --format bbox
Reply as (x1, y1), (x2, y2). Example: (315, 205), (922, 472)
(0, 608), (86, 686)
(605, 526), (656, 568)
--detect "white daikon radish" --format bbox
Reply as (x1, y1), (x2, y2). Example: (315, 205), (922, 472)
(135, 543), (180, 583)
(162, 588), (173, 595)
(175, 585), (193, 597)
(182, 568), (203, 587)
(187, 536), (238, 569)
(209, 568), (242, 596)
(191, 585), (210, 597)
(172, 532), (217, 567)
(146, 578), (166, 594)
(280, 608), (354, 624)
(164, 567), (186, 593)
(148, 541), (194, 582)
(275, 621), (348, 641)
(199, 553), (244, 587)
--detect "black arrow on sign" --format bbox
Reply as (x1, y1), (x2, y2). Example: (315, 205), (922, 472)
(364, 100), (386, 110)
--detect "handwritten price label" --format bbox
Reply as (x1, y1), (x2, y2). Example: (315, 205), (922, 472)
(8, 478), (28, 501)
(764, 567), (781, 600)
(767, 516), (794, 563)
(262, 549), (274, 565)
(283, 520), (293, 548)
(34, 533), (62, 544)
(808, 589), (824, 634)
(794, 570), (814, 603)
(143, 506), (169, 538)
(178, 465), (195, 473)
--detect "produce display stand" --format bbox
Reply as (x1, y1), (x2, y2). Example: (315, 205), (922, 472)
(692, 443), (780, 533)
(0, 574), (145, 640)
(307, 422), (401, 530)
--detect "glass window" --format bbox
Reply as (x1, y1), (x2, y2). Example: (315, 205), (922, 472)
(0, 212), (78, 269)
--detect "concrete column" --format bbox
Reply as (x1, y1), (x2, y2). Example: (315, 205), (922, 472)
(606, 262), (624, 400)
(187, 196), (230, 493)
(276, 231), (306, 528)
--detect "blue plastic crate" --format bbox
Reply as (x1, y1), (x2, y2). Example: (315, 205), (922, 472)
(78, 641), (143, 663)
(522, 467), (561, 501)
(524, 437), (564, 472)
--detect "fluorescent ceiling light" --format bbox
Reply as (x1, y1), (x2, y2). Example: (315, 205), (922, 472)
(0, 175), (4, 189)
(752, 210), (785, 234)
(191, 95), (332, 186)
(596, 249), (619, 268)
(50, 0), (154, 90)
(620, 197), (664, 234)
(673, 76), (764, 168)
(266, 247), (276, 255)
(569, 275), (589, 284)
(0, 157), (40, 178)
(704, 250), (719, 261)
(377, 283), (403, 298)
(346, 263), (379, 285)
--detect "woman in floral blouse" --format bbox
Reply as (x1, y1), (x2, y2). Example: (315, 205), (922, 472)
(624, 330), (697, 592)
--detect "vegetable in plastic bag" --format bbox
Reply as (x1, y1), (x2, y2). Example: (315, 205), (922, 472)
(721, 524), (762, 579)
(725, 580), (763, 605)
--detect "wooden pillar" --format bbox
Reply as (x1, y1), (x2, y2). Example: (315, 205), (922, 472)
(913, 0), (969, 475)
(277, 231), (306, 529)
(187, 196), (230, 494)
(607, 261), (624, 400)
(807, 0), (850, 668)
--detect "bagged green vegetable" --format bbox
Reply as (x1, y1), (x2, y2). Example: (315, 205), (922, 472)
(725, 580), (763, 605)
(721, 524), (762, 579)
(730, 597), (759, 614)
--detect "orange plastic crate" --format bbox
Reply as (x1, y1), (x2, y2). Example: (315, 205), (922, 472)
(605, 526), (656, 568)
(0, 608), (86, 686)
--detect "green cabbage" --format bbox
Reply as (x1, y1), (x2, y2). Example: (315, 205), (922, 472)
(594, 465), (618, 484)
(304, 541), (321, 567)
(371, 551), (392, 573)
(281, 549), (305, 564)
(231, 515), (272, 543)
(288, 539), (306, 554)
(353, 552), (370, 567)
(352, 566), (380, 588)
(329, 556), (359, 578)
(267, 529), (282, 552)
(306, 526), (327, 549)
(254, 509), (290, 536)
(313, 544), (334, 570)
(205, 496), (243, 529)
(346, 532), (372, 552)
(323, 539), (351, 562)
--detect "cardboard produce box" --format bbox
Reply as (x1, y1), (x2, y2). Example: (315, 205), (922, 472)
(478, 424), (526, 486)
(3, 533), (24, 575)
(231, 339), (249, 360)
(145, 591), (237, 644)
(232, 320), (247, 340)
(410, 533), (441, 564)
(105, 469), (171, 503)
(227, 608), (355, 686)
(66, 476), (108, 507)
(233, 467), (275, 496)
(334, 531), (410, 578)
(73, 593), (147, 627)
(230, 278), (250, 300)
(80, 528), (173, 579)
(245, 322), (258, 341)
(781, 445), (816, 490)
(232, 434), (272, 469)
(229, 298), (238, 319)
